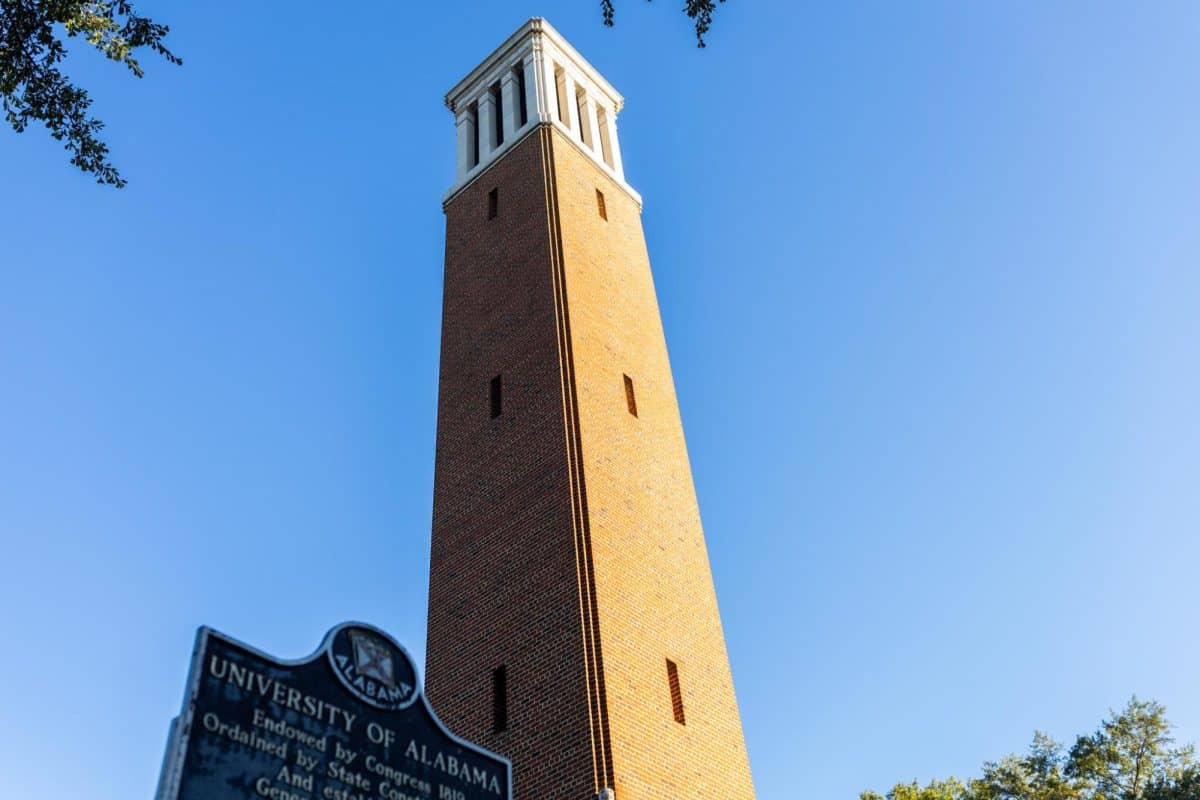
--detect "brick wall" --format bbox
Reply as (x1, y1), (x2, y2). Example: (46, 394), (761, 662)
(426, 124), (754, 800)
(427, 127), (595, 800)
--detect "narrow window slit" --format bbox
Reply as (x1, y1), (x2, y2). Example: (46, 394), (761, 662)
(487, 187), (498, 220)
(489, 82), (504, 147)
(490, 374), (502, 418)
(553, 65), (569, 128)
(469, 102), (480, 167)
(623, 374), (637, 417)
(514, 65), (528, 127)
(596, 189), (608, 221)
(576, 87), (594, 149)
(666, 659), (685, 725)
(492, 665), (508, 732)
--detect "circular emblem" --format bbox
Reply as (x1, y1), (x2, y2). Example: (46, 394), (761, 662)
(327, 623), (418, 710)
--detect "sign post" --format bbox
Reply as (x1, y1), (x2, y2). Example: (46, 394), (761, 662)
(157, 622), (511, 800)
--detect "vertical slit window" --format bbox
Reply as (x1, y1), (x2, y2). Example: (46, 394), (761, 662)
(515, 65), (528, 127)
(596, 106), (614, 168)
(487, 187), (498, 220)
(469, 102), (480, 168)
(623, 374), (637, 417)
(576, 88), (594, 149)
(596, 189), (608, 221)
(492, 665), (508, 733)
(554, 65), (570, 128)
(490, 374), (502, 418)
(666, 659), (686, 725)
(489, 82), (504, 147)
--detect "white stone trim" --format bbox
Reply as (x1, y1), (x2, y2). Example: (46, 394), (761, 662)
(478, 90), (498, 156)
(601, 103), (623, 175)
(500, 71), (520, 141)
(581, 93), (602, 154)
(561, 69), (582, 138)
(442, 122), (643, 212)
(535, 46), (558, 124)
(454, 109), (475, 177)
(521, 55), (539, 126)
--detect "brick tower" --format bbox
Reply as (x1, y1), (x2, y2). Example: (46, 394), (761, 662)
(425, 19), (755, 800)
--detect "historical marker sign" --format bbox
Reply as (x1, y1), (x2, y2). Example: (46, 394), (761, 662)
(156, 623), (511, 800)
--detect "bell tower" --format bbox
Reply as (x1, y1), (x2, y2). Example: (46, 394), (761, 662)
(425, 19), (755, 800)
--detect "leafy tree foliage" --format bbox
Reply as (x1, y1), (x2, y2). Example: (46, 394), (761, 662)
(862, 777), (969, 800)
(600, 0), (727, 47)
(1, 0), (179, 186)
(863, 699), (1197, 800)
(972, 732), (1080, 800)
(1067, 699), (1195, 800)
(1144, 767), (1200, 800)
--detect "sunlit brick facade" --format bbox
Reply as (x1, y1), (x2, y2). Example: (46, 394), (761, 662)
(426, 19), (755, 800)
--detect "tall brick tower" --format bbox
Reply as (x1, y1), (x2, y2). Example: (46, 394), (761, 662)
(426, 19), (755, 800)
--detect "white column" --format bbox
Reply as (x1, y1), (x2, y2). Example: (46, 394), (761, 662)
(595, 106), (613, 167)
(562, 71), (581, 135)
(501, 71), (520, 139)
(455, 108), (475, 177)
(522, 56), (538, 127)
(581, 93), (601, 152)
(603, 106), (624, 178)
(477, 91), (498, 156)
(536, 50), (558, 124)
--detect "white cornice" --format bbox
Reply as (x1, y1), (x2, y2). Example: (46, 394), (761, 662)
(444, 18), (624, 114)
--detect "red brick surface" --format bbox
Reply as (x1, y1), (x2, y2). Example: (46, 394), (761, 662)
(426, 124), (754, 800)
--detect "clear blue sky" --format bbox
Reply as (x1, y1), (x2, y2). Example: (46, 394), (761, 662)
(2, 2), (1198, 797)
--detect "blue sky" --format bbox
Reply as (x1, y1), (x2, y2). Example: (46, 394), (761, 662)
(2, 2), (1198, 798)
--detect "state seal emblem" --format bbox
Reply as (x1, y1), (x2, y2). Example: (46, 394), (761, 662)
(350, 630), (396, 688)
(327, 623), (417, 710)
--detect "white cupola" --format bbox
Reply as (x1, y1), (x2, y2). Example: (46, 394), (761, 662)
(443, 18), (639, 206)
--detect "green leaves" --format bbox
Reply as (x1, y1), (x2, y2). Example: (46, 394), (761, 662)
(861, 778), (970, 800)
(1067, 698), (1195, 800)
(972, 733), (1079, 800)
(864, 699), (1196, 800)
(600, 0), (728, 48)
(1, 0), (180, 186)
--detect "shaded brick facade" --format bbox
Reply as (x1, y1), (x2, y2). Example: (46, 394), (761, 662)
(426, 123), (755, 800)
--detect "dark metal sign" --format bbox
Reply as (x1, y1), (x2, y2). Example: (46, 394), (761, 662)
(156, 622), (510, 800)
